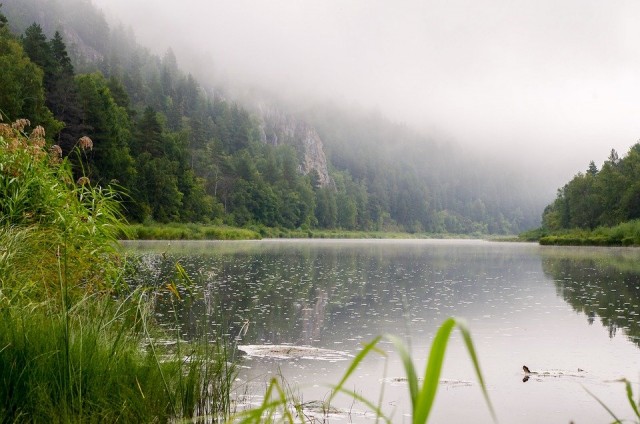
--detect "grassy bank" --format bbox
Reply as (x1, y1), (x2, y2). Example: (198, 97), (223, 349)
(519, 220), (640, 246)
(122, 222), (489, 241)
(0, 122), (235, 422)
(0, 291), (234, 422)
(124, 222), (262, 240)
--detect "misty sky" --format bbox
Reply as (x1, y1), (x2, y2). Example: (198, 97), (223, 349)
(93, 0), (640, 191)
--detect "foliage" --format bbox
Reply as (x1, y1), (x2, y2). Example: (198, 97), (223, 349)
(542, 145), (640, 233)
(0, 119), (236, 422)
(74, 72), (136, 188)
(537, 219), (640, 247)
(124, 222), (261, 240)
(0, 22), (62, 137)
(0, 282), (236, 422)
(0, 121), (125, 294)
(0, 0), (543, 235)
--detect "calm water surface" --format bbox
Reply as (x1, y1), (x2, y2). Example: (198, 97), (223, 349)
(124, 239), (640, 423)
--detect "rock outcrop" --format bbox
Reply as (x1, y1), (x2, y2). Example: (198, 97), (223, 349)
(256, 103), (332, 187)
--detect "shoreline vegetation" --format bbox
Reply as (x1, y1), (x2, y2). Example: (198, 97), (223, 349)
(519, 220), (640, 247)
(0, 123), (236, 422)
(122, 222), (499, 241)
(122, 221), (640, 247)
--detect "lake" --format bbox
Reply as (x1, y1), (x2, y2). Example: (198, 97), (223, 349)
(124, 239), (640, 423)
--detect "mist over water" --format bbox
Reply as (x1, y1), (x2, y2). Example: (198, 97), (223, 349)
(94, 0), (640, 191)
(126, 239), (640, 423)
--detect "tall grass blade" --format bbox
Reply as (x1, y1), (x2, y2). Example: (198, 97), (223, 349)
(232, 378), (293, 424)
(623, 379), (640, 419)
(330, 386), (391, 423)
(387, 334), (420, 404)
(584, 385), (623, 423)
(456, 318), (497, 422)
(413, 317), (456, 424)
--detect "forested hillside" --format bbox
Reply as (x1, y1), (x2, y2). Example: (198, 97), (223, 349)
(542, 146), (640, 231)
(0, 0), (544, 234)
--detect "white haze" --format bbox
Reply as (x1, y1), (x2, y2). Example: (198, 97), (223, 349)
(93, 0), (640, 194)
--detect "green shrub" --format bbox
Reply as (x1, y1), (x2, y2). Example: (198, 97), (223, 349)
(0, 121), (126, 296)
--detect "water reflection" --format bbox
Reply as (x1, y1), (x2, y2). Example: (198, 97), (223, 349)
(123, 240), (640, 423)
(541, 246), (640, 346)
(125, 240), (545, 348)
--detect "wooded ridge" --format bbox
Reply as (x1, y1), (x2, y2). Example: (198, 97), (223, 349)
(0, 0), (544, 234)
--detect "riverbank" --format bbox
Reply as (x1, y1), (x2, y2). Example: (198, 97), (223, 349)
(518, 220), (640, 246)
(0, 125), (235, 422)
(122, 223), (494, 241)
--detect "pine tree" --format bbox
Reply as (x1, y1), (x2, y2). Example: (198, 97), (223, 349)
(49, 31), (73, 76)
(0, 5), (7, 29)
(0, 20), (61, 135)
(47, 31), (85, 151)
(22, 23), (55, 91)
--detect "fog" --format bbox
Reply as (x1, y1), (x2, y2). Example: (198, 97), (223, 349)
(94, 0), (640, 191)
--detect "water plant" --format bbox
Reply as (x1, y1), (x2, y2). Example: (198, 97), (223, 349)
(233, 317), (496, 423)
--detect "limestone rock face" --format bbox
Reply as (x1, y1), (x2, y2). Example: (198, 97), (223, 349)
(256, 103), (332, 187)
(62, 27), (104, 64)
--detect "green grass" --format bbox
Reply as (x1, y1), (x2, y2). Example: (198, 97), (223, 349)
(122, 222), (491, 241)
(0, 123), (236, 422)
(0, 291), (236, 423)
(123, 223), (262, 240)
(522, 220), (640, 246)
(586, 378), (640, 424)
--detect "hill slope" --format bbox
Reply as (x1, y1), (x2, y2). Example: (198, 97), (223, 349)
(0, 0), (546, 233)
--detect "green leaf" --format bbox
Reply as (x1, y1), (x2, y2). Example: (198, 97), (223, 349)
(387, 334), (420, 405)
(456, 318), (497, 422)
(413, 317), (456, 424)
(623, 379), (640, 419)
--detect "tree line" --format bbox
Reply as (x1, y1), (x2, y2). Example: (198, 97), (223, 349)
(0, 0), (542, 233)
(542, 146), (640, 231)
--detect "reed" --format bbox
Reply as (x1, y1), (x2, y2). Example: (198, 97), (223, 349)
(0, 289), (237, 422)
(0, 121), (236, 422)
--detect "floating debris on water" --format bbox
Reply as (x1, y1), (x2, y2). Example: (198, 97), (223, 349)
(381, 377), (472, 387)
(238, 344), (353, 361)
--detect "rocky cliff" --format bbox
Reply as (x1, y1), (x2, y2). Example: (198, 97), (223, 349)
(256, 103), (332, 187)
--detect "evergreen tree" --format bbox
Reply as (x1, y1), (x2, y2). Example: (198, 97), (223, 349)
(542, 143), (640, 231)
(22, 23), (55, 91)
(135, 106), (165, 157)
(135, 153), (183, 222)
(47, 31), (85, 151)
(75, 73), (135, 188)
(0, 5), (7, 29)
(0, 22), (61, 135)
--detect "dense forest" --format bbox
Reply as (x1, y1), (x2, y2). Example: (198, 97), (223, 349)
(0, 0), (544, 234)
(542, 145), (640, 231)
